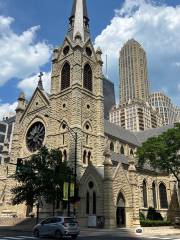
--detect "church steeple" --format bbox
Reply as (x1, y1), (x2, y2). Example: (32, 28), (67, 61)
(69, 0), (90, 42)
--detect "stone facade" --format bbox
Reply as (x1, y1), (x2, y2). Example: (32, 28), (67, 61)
(0, 0), (179, 228)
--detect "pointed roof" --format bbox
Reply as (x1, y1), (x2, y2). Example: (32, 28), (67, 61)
(70, 0), (88, 20)
(69, 0), (89, 42)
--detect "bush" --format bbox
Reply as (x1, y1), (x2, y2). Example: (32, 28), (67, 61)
(147, 207), (163, 221)
(140, 220), (171, 227)
(139, 211), (146, 220)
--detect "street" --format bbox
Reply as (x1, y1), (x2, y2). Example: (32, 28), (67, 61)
(0, 229), (180, 240)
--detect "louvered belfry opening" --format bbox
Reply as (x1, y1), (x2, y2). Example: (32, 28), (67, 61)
(83, 63), (92, 92)
(61, 62), (70, 91)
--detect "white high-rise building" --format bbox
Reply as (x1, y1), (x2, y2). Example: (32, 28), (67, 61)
(109, 99), (163, 132)
(119, 39), (150, 103)
(149, 92), (178, 125)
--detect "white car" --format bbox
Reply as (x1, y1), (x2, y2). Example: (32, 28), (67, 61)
(33, 216), (80, 239)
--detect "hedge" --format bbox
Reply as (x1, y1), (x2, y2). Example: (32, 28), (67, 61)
(140, 220), (171, 227)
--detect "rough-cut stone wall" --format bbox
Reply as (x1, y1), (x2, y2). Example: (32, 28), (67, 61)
(49, 36), (105, 178)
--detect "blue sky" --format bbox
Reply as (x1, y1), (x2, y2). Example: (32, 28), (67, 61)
(0, 0), (180, 117)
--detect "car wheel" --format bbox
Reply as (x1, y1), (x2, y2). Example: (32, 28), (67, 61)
(55, 230), (62, 239)
(71, 234), (78, 239)
(33, 229), (39, 238)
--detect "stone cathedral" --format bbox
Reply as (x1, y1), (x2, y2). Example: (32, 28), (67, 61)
(0, 0), (179, 228)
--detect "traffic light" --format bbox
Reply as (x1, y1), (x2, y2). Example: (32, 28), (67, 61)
(16, 158), (23, 173)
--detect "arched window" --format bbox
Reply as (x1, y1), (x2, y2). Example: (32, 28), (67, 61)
(159, 183), (168, 209)
(83, 150), (87, 164)
(93, 191), (96, 214)
(63, 150), (67, 161)
(86, 135), (89, 145)
(83, 64), (92, 91)
(62, 134), (65, 145)
(120, 146), (125, 155)
(143, 180), (148, 208)
(110, 142), (114, 151)
(61, 62), (70, 90)
(130, 149), (133, 155)
(152, 181), (157, 208)
(86, 192), (90, 214)
(117, 192), (125, 208)
(88, 151), (91, 164)
(59, 150), (63, 161)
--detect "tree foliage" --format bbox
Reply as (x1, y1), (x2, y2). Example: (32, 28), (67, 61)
(136, 123), (180, 182)
(11, 146), (72, 209)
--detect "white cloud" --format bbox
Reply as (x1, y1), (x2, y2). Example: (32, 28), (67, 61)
(95, 0), (180, 105)
(178, 84), (180, 92)
(174, 62), (180, 67)
(0, 16), (52, 86)
(18, 72), (51, 98)
(0, 101), (17, 120)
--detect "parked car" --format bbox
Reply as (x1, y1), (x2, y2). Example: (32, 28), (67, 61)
(33, 216), (80, 239)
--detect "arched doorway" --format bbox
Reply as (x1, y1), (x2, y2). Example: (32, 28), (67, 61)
(116, 192), (126, 227)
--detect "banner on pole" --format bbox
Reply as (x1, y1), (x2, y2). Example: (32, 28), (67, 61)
(70, 182), (75, 197)
(63, 182), (69, 201)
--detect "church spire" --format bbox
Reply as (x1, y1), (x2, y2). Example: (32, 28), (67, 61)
(69, 0), (90, 42)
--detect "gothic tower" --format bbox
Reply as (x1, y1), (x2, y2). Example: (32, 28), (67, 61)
(48, 0), (105, 177)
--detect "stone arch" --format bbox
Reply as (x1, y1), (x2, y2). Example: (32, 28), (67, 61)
(83, 149), (87, 165)
(116, 191), (126, 227)
(83, 120), (93, 132)
(23, 116), (47, 154)
(83, 63), (93, 92)
(61, 61), (70, 91)
(152, 181), (157, 208)
(120, 145), (125, 155)
(130, 149), (134, 155)
(159, 182), (168, 209)
(142, 179), (148, 208)
(79, 165), (104, 223)
(87, 151), (91, 164)
(63, 149), (67, 161)
(110, 141), (114, 151)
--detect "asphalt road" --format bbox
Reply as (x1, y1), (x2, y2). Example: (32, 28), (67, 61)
(0, 229), (180, 240)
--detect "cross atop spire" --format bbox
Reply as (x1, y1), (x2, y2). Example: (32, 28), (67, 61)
(69, 0), (90, 42)
(38, 72), (44, 91)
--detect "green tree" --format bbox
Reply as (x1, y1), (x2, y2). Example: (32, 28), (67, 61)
(11, 146), (72, 215)
(136, 123), (180, 204)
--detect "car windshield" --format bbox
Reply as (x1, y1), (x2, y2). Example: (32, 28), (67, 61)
(64, 218), (77, 223)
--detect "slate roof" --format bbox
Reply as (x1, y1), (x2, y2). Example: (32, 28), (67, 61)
(110, 151), (128, 165)
(110, 151), (157, 172)
(104, 120), (140, 146)
(95, 166), (104, 178)
(135, 124), (174, 144)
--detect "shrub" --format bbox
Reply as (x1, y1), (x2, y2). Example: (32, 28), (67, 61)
(140, 220), (171, 227)
(139, 211), (146, 220)
(147, 207), (163, 221)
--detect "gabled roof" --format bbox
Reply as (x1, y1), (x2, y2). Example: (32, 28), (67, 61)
(20, 88), (49, 123)
(104, 120), (140, 146)
(134, 124), (174, 144)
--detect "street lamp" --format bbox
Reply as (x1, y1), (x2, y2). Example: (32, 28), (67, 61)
(44, 114), (78, 212)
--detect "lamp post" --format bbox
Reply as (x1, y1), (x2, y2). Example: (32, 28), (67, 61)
(44, 114), (78, 213)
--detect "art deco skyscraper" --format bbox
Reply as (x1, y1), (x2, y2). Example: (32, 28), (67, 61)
(119, 39), (149, 103)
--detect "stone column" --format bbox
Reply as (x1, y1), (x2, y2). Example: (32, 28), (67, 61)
(103, 149), (116, 228)
(128, 155), (140, 226)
